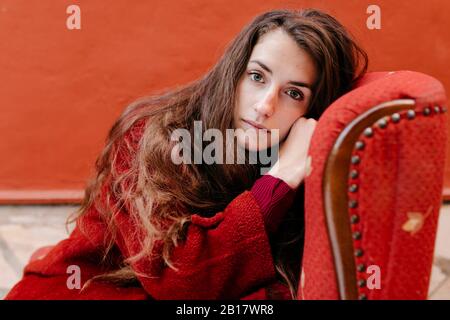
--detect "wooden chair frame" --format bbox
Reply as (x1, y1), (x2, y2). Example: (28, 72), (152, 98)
(323, 98), (416, 300)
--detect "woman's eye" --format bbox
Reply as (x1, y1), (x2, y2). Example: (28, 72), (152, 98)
(286, 89), (304, 101)
(249, 72), (264, 83)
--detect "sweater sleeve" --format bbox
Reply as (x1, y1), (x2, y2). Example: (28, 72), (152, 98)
(250, 174), (296, 235)
(114, 190), (277, 300)
(4, 119), (287, 300)
(110, 120), (279, 299)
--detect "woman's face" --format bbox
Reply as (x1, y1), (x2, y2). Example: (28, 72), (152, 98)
(233, 28), (317, 151)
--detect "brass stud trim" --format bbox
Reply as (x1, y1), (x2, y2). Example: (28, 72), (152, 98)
(407, 110), (415, 119)
(352, 231), (362, 240)
(423, 107), (431, 116)
(377, 118), (388, 128)
(349, 184), (358, 193)
(357, 279), (367, 288)
(355, 249), (364, 257)
(350, 214), (360, 224)
(350, 170), (359, 179)
(363, 127), (373, 137)
(358, 293), (367, 300)
(357, 264), (366, 272)
(391, 113), (401, 123)
(351, 155), (360, 164)
(355, 141), (365, 150)
(349, 200), (358, 209)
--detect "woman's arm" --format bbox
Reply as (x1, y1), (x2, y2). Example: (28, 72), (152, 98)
(5, 118), (300, 300)
(106, 120), (298, 299)
(250, 174), (297, 235)
(113, 184), (296, 300)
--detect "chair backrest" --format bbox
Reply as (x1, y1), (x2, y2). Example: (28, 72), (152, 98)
(299, 71), (448, 300)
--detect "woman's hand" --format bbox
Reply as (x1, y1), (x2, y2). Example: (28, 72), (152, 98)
(267, 117), (317, 189)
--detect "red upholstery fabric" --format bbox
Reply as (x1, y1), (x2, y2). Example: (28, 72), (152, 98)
(299, 71), (447, 300)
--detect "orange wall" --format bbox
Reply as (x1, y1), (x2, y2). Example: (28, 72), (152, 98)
(0, 0), (449, 203)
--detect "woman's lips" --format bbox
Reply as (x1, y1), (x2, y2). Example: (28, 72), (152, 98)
(242, 119), (269, 131)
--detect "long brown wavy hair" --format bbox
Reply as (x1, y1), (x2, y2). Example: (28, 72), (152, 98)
(68, 8), (368, 299)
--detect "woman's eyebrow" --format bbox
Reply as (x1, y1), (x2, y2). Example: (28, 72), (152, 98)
(249, 60), (312, 89)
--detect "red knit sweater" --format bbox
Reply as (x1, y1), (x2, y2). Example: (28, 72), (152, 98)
(5, 119), (301, 300)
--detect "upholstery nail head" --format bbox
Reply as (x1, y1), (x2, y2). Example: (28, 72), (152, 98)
(350, 170), (359, 179)
(352, 231), (362, 240)
(357, 279), (367, 288)
(350, 214), (360, 224)
(407, 110), (415, 119)
(377, 118), (388, 128)
(349, 200), (358, 208)
(351, 155), (360, 165)
(391, 113), (401, 123)
(355, 249), (364, 257)
(363, 127), (373, 137)
(355, 141), (365, 150)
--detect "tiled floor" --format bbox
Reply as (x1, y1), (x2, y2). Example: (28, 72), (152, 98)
(0, 204), (449, 300)
(0, 205), (77, 299)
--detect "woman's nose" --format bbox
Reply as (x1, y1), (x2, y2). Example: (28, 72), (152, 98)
(254, 87), (278, 117)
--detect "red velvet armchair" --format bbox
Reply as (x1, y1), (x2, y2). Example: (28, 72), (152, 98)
(299, 71), (448, 300)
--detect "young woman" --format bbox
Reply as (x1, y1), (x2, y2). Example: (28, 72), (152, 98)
(5, 8), (367, 300)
